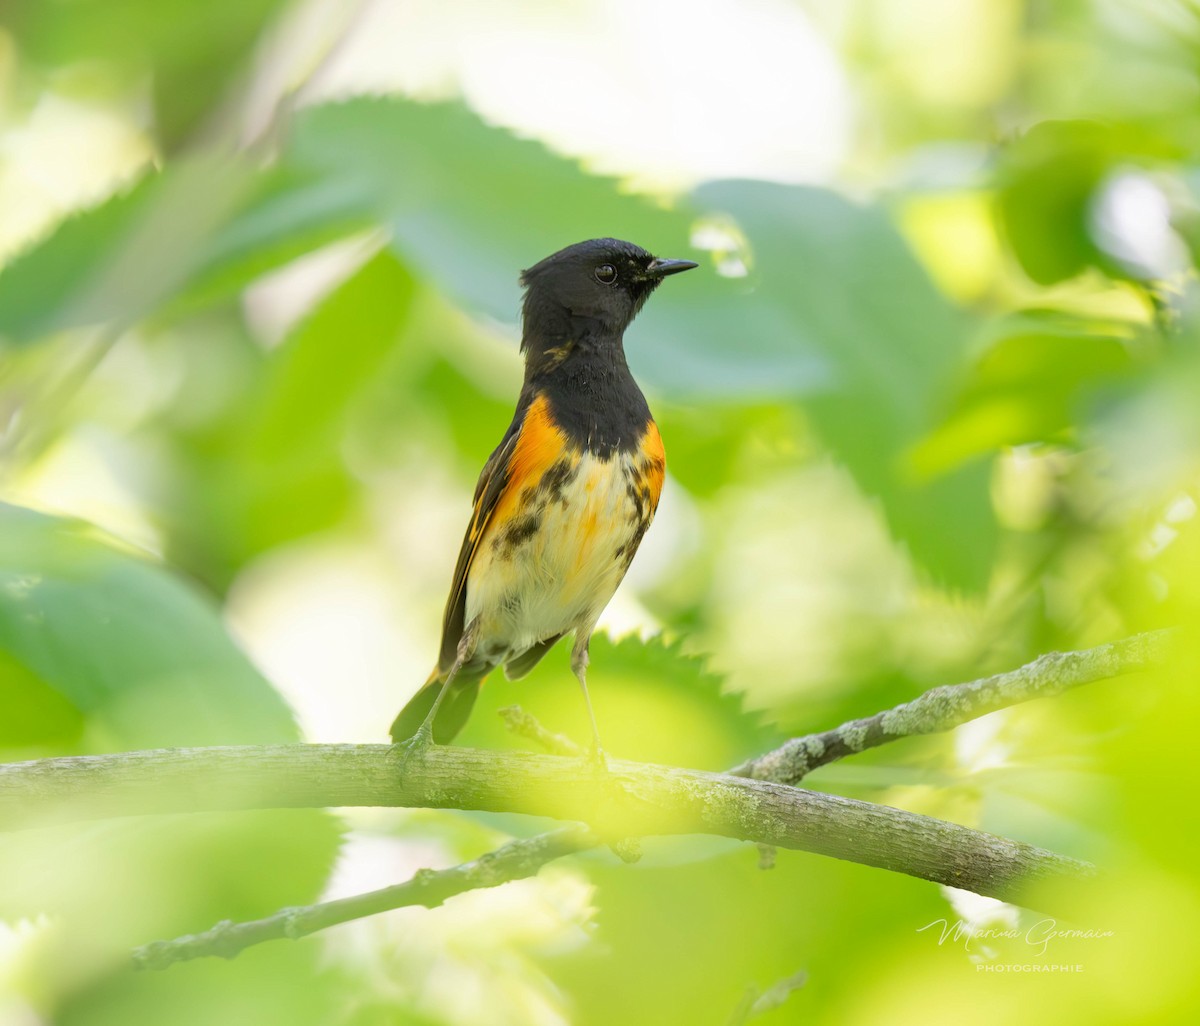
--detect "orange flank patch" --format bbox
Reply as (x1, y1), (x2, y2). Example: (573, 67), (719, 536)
(640, 419), (666, 508)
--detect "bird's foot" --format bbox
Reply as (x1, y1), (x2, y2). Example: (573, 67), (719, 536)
(389, 725), (438, 775)
(582, 742), (610, 777)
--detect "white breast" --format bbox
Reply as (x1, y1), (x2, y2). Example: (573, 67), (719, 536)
(465, 450), (652, 666)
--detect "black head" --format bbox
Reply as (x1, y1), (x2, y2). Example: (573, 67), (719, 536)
(519, 238), (697, 349)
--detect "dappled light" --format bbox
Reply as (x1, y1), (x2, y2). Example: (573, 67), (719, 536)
(2, 1), (1199, 1024)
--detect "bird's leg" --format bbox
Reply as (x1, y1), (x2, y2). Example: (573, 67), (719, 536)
(571, 638), (607, 770)
(394, 619), (478, 763)
(407, 665), (458, 751)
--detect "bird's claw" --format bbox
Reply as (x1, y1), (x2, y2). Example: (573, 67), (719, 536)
(390, 726), (437, 774)
(583, 743), (609, 776)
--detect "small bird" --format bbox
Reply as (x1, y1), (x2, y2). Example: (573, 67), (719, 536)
(389, 238), (697, 757)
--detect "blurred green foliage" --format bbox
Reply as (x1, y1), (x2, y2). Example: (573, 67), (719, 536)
(2, 0), (1200, 1024)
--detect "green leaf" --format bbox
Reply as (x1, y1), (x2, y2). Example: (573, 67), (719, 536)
(912, 311), (1139, 475)
(240, 251), (415, 465)
(285, 97), (697, 321)
(997, 121), (1113, 285)
(0, 158), (263, 342)
(170, 250), (416, 581)
(995, 119), (1175, 286)
(171, 165), (377, 314)
(676, 180), (997, 589)
(283, 99), (827, 395)
(4, 0), (288, 148)
(0, 649), (84, 748)
(0, 503), (341, 1005)
(0, 502), (301, 746)
(0, 185), (143, 342)
(0, 161), (372, 344)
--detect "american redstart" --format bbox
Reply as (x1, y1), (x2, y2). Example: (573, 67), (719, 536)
(389, 238), (697, 757)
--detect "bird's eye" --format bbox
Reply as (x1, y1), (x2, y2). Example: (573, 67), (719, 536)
(594, 264), (618, 285)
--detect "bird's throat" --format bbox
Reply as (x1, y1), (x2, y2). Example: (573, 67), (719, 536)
(524, 340), (653, 459)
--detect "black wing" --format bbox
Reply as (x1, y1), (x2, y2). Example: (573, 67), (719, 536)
(435, 413), (523, 671)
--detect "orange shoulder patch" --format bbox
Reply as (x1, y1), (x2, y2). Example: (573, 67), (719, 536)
(491, 394), (568, 526)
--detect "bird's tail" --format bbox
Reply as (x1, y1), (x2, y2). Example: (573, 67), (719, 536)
(388, 667), (482, 744)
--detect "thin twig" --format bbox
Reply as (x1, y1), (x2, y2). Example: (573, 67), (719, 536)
(724, 969), (808, 1026)
(494, 707), (640, 860)
(731, 630), (1170, 785)
(133, 825), (594, 970)
(498, 705), (583, 757)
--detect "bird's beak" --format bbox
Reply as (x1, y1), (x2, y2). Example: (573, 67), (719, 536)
(644, 257), (699, 279)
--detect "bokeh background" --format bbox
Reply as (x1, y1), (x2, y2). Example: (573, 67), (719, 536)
(2, 0), (1199, 1023)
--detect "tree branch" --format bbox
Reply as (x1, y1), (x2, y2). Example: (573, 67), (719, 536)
(730, 630), (1170, 785)
(134, 615), (1161, 968)
(0, 742), (1091, 909)
(0, 630), (1159, 968)
(132, 825), (594, 970)
(4, 629), (1165, 963)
